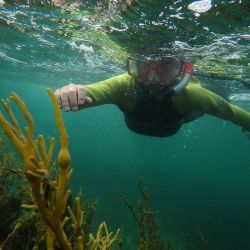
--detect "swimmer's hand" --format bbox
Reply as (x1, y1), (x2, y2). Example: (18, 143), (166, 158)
(54, 83), (93, 112)
(241, 128), (250, 140)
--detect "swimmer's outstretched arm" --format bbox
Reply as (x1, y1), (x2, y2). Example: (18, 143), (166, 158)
(173, 83), (250, 132)
(54, 73), (135, 111)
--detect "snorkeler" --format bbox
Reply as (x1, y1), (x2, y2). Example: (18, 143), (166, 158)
(54, 55), (250, 138)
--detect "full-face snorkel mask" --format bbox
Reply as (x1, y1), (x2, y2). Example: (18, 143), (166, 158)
(127, 56), (193, 94)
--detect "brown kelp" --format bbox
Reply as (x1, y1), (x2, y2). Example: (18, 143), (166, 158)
(0, 90), (119, 249)
(116, 177), (172, 250)
(117, 177), (210, 250)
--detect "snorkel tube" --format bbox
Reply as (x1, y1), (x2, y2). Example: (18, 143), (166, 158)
(172, 63), (193, 94)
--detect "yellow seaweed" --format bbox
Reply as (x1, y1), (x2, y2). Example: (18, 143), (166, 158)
(0, 89), (119, 250)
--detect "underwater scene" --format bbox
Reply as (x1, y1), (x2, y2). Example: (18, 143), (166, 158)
(0, 0), (250, 249)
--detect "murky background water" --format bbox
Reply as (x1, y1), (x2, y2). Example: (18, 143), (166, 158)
(1, 1), (250, 249)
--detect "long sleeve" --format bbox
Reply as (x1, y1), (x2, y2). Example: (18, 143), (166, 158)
(84, 73), (136, 108)
(172, 78), (250, 131)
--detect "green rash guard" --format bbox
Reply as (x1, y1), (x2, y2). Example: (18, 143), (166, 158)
(84, 73), (250, 134)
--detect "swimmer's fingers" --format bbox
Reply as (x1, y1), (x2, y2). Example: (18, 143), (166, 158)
(60, 85), (71, 112)
(54, 84), (93, 112)
(68, 83), (78, 111)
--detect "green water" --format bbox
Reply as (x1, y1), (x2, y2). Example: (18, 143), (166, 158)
(1, 1), (250, 249)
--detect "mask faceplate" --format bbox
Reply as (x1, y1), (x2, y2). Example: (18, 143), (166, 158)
(128, 57), (182, 86)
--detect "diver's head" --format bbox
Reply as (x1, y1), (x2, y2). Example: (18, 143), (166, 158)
(128, 56), (182, 86)
(127, 55), (193, 93)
